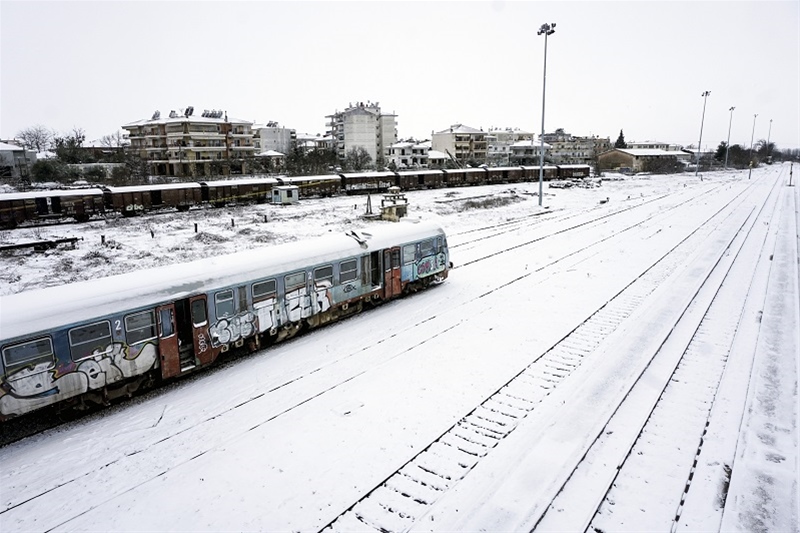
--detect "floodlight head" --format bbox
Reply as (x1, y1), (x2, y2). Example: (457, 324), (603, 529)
(730, 106), (735, 111)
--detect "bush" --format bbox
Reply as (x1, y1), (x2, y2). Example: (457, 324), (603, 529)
(31, 160), (81, 183)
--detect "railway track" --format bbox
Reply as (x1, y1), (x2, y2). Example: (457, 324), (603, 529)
(0, 174), (773, 532)
(533, 168), (783, 533)
(317, 176), (776, 532)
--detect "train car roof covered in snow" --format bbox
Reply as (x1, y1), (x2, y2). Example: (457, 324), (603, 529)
(0, 220), (447, 342)
(339, 171), (397, 179)
(103, 183), (202, 193)
(199, 177), (281, 187)
(0, 188), (104, 201)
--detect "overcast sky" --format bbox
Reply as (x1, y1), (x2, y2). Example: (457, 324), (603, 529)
(2, 1), (798, 150)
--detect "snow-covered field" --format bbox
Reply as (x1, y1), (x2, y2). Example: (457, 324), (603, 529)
(0, 165), (797, 532)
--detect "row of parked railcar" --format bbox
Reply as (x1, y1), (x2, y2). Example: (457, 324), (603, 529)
(0, 164), (591, 227)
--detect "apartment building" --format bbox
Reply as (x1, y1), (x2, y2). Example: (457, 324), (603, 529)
(509, 139), (551, 166)
(486, 128), (534, 166)
(541, 128), (611, 165)
(326, 101), (397, 166)
(253, 121), (296, 155)
(122, 107), (255, 178)
(431, 124), (488, 165)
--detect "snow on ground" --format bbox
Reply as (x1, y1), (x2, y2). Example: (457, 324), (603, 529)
(0, 165), (796, 532)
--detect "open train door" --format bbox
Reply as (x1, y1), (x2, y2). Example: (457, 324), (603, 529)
(383, 247), (402, 299)
(157, 304), (181, 379)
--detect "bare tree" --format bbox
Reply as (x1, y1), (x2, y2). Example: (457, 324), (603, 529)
(344, 146), (373, 172)
(16, 125), (52, 152)
(99, 130), (128, 148)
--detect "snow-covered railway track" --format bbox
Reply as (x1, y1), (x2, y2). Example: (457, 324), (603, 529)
(0, 176), (773, 533)
(318, 181), (770, 533)
(532, 172), (784, 533)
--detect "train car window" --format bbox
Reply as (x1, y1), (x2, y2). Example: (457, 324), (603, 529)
(284, 271), (306, 291)
(69, 321), (112, 360)
(191, 299), (207, 326)
(420, 240), (435, 257)
(339, 259), (358, 283)
(215, 290), (235, 318)
(391, 249), (401, 268)
(2, 337), (54, 375)
(314, 266), (333, 284)
(403, 245), (415, 265)
(252, 279), (277, 301)
(125, 310), (157, 345)
(159, 308), (174, 338)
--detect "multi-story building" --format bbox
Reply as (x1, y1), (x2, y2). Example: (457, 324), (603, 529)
(431, 124), (488, 165)
(509, 139), (551, 166)
(541, 128), (611, 166)
(253, 121), (296, 155)
(388, 140), (430, 169)
(486, 128), (534, 166)
(122, 107), (255, 178)
(326, 101), (397, 166)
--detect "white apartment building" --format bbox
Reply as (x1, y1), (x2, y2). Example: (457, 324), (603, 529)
(122, 107), (255, 178)
(541, 128), (612, 165)
(253, 121), (295, 155)
(326, 101), (397, 166)
(431, 124), (488, 165)
(486, 127), (534, 166)
(509, 139), (551, 166)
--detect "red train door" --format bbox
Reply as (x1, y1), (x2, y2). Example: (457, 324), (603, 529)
(383, 247), (402, 299)
(157, 304), (181, 379)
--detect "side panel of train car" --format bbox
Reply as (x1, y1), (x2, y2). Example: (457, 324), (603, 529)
(104, 184), (203, 215)
(1, 189), (105, 226)
(340, 172), (397, 194)
(397, 170), (445, 190)
(200, 178), (278, 206)
(0, 221), (450, 419)
(281, 175), (341, 198)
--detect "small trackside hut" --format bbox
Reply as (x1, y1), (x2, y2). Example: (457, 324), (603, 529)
(0, 221), (451, 420)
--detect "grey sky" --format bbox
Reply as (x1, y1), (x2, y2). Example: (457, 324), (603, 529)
(2, 1), (798, 150)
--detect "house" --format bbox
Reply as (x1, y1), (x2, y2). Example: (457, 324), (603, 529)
(597, 148), (686, 173)
(431, 124), (488, 165)
(0, 141), (36, 182)
(388, 140), (430, 169)
(326, 101), (397, 166)
(122, 107), (256, 178)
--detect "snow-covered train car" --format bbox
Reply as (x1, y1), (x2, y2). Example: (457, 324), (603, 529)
(0, 220), (450, 419)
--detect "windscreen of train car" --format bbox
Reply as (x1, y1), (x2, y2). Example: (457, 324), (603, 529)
(339, 259), (358, 282)
(2, 338), (54, 375)
(69, 321), (112, 360)
(215, 290), (235, 318)
(125, 310), (157, 345)
(420, 239), (435, 257)
(253, 279), (276, 301)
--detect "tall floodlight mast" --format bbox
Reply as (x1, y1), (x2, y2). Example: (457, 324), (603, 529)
(724, 106), (735, 170)
(695, 91), (710, 176)
(537, 22), (556, 207)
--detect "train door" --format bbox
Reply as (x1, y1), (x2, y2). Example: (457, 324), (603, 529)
(157, 304), (181, 379)
(383, 247), (402, 298)
(189, 295), (213, 366)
